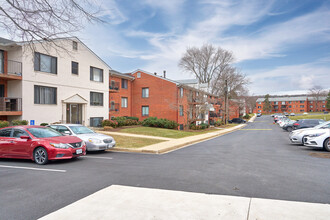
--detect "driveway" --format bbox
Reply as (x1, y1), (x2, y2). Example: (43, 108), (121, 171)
(1, 115), (330, 220)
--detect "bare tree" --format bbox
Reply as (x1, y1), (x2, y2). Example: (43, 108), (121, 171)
(179, 44), (234, 87)
(308, 86), (326, 112)
(0, 0), (104, 52)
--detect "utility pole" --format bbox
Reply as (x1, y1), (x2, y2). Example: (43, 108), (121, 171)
(224, 80), (228, 124)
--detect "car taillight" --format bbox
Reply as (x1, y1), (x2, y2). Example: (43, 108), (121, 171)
(293, 123), (299, 126)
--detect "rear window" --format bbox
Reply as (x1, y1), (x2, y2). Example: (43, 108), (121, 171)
(0, 129), (12, 137)
(27, 127), (63, 138)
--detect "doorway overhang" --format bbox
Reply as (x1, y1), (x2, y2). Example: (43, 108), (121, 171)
(62, 94), (88, 104)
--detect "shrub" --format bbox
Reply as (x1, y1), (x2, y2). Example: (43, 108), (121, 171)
(0, 120), (9, 128)
(102, 120), (119, 128)
(12, 120), (28, 126)
(126, 116), (139, 121)
(242, 114), (251, 119)
(214, 120), (224, 127)
(141, 117), (178, 129)
(40, 123), (49, 126)
(190, 122), (209, 130)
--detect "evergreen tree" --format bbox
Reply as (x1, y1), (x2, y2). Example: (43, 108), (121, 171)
(263, 94), (271, 112)
(326, 91), (330, 110)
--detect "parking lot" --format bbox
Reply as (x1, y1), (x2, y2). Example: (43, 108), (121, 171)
(1, 115), (330, 220)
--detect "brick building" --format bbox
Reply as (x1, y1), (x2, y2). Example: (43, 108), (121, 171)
(109, 69), (240, 128)
(256, 96), (328, 114)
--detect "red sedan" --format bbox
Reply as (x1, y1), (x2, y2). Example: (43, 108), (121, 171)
(0, 126), (86, 165)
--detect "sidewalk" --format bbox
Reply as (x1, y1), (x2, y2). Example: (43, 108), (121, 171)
(99, 115), (256, 154)
(39, 185), (330, 220)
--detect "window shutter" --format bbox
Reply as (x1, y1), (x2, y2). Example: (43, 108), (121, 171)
(101, 69), (104, 82)
(51, 57), (57, 74)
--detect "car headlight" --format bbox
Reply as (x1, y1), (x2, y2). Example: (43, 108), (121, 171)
(50, 143), (70, 149)
(81, 140), (86, 146)
(308, 133), (325, 137)
(88, 138), (102, 144)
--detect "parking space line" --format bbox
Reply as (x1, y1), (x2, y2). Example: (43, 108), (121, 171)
(82, 156), (113, 160)
(240, 129), (272, 130)
(0, 165), (66, 173)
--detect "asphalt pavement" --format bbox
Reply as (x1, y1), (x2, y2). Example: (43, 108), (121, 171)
(1, 115), (330, 220)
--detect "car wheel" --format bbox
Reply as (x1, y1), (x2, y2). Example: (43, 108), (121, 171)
(323, 138), (330, 152)
(287, 127), (293, 132)
(34, 147), (48, 165)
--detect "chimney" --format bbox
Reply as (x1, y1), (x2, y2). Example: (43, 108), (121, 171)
(154, 72), (157, 75)
(163, 70), (166, 78)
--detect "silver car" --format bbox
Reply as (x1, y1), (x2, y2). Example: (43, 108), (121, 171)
(48, 124), (116, 151)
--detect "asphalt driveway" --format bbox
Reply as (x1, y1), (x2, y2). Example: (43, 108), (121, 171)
(1, 115), (330, 220)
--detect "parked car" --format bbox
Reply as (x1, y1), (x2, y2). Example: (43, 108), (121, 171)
(290, 113), (295, 116)
(284, 112), (289, 116)
(278, 117), (291, 127)
(289, 121), (330, 144)
(282, 120), (297, 132)
(0, 126), (86, 165)
(228, 118), (246, 124)
(304, 130), (330, 152)
(48, 124), (116, 151)
(257, 113), (262, 117)
(324, 111), (329, 114)
(274, 115), (284, 123)
(303, 112), (308, 115)
(292, 119), (325, 130)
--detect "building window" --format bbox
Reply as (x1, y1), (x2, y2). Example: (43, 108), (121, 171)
(310, 105), (313, 108)
(90, 117), (103, 127)
(142, 106), (149, 116)
(258, 102), (261, 104)
(288, 101), (291, 104)
(300, 101), (304, 103)
(73, 41), (78, 50)
(121, 97), (128, 108)
(90, 66), (103, 82)
(137, 72), (141, 78)
(122, 79), (128, 89)
(34, 52), (57, 74)
(300, 105), (304, 108)
(0, 50), (4, 73)
(90, 92), (103, 106)
(323, 105), (325, 108)
(274, 102), (278, 104)
(179, 105), (184, 116)
(281, 101), (285, 105)
(258, 106), (261, 109)
(258, 110), (261, 113)
(72, 61), (78, 75)
(289, 105), (291, 108)
(34, 85), (57, 104)
(142, 88), (149, 98)
(180, 88), (184, 98)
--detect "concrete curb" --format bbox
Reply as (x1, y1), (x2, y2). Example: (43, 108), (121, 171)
(108, 123), (250, 154)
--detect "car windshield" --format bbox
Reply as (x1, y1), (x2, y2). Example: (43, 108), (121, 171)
(27, 127), (63, 138)
(69, 126), (94, 134)
(313, 121), (328, 128)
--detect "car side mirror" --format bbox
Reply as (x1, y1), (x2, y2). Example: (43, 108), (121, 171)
(20, 135), (30, 139)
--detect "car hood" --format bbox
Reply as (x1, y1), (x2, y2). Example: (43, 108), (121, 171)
(75, 133), (113, 141)
(40, 135), (82, 143)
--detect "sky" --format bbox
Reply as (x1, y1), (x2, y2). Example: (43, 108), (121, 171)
(36, 1), (330, 95)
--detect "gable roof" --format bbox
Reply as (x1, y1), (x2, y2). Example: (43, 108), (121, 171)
(62, 94), (88, 104)
(0, 37), (16, 46)
(131, 69), (180, 85)
(110, 69), (135, 80)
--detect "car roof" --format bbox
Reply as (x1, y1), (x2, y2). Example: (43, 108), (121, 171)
(1, 125), (44, 129)
(49, 124), (83, 127)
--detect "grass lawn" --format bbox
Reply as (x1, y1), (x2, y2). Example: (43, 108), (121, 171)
(110, 134), (166, 149)
(289, 114), (330, 121)
(118, 127), (218, 139)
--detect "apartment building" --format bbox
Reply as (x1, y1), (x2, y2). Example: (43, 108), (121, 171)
(256, 96), (328, 114)
(109, 69), (240, 128)
(0, 37), (109, 126)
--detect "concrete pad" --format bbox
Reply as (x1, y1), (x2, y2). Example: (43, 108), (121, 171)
(249, 198), (330, 220)
(39, 185), (250, 220)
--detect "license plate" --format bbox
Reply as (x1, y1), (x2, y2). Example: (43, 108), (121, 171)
(76, 149), (82, 154)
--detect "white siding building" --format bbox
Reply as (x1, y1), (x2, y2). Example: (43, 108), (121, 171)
(0, 37), (110, 126)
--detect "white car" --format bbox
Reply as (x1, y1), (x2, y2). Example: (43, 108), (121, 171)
(289, 121), (330, 145)
(303, 112), (308, 115)
(304, 129), (330, 151)
(48, 124), (116, 151)
(279, 118), (291, 127)
(290, 113), (295, 116)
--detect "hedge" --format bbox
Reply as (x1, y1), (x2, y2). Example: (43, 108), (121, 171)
(0, 120), (9, 128)
(189, 123), (210, 130)
(102, 117), (138, 128)
(141, 117), (179, 129)
(12, 120), (28, 126)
